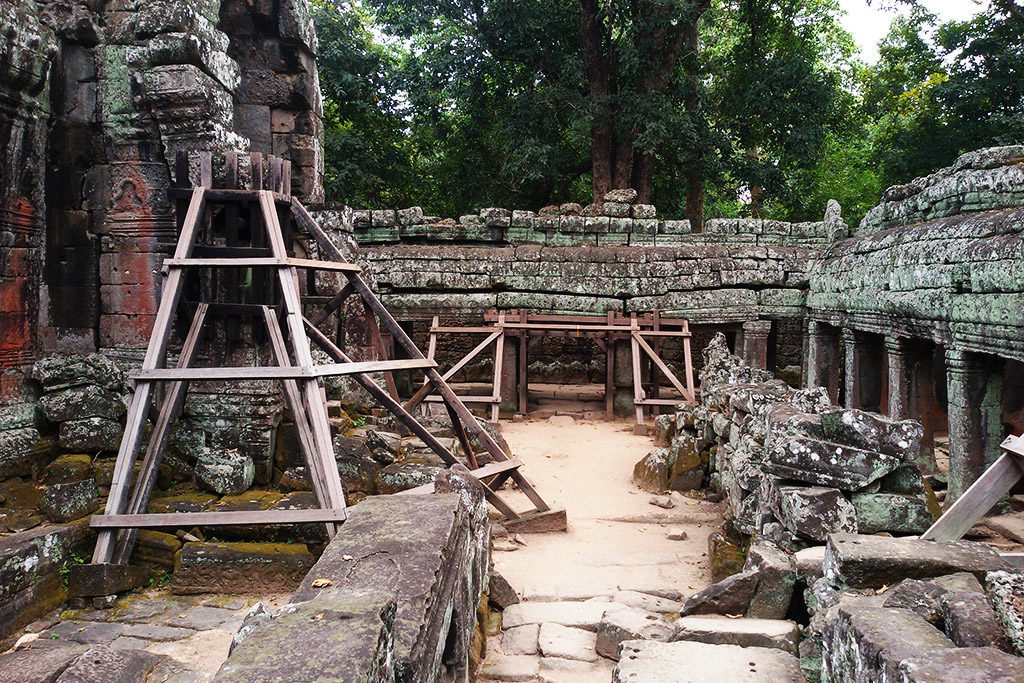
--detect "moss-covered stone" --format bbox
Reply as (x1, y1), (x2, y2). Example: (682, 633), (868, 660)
(38, 479), (100, 522)
(44, 454), (94, 485)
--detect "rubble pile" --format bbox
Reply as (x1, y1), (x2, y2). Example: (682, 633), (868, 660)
(621, 334), (1024, 681)
(635, 333), (936, 547)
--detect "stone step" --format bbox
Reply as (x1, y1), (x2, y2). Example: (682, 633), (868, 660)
(612, 640), (804, 682)
(671, 616), (800, 655)
(502, 601), (628, 631)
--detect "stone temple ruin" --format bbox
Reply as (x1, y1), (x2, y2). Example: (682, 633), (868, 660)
(2, 0), (1024, 681)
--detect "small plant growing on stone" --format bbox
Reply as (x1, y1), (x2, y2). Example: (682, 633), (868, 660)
(59, 553), (86, 589)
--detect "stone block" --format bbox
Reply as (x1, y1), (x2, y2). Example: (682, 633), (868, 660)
(59, 416), (123, 452)
(899, 646), (1024, 682)
(985, 570), (1024, 656)
(940, 590), (1010, 649)
(819, 408), (923, 457)
(40, 385), (127, 423)
(613, 640), (803, 682)
(595, 607), (673, 660)
(0, 427), (48, 479)
(743, 541), (796, 619)
(480, 655), (539, 681)
(852, 492), (932, 534)
(39, 479), (100, 522)
(215, 591), (397, 683)
(397, 206), (423, 225)
(44, 453), (94, 484)
(501, 624), (539, 655)
(172, 542), (315, 595)
(538, 623), (598, 661)
(632, 447), (671, 493)
(32, 353), (126, 392)
(604, 189), (638, 203)
(672, 616), (800, 655)
(821, 604), (955, 681)
(631, 204), (656, 219)
(375, 461), (443, 494)
(767, 436), (916, 490)
(502, 601), (624, 631)
(822, 534), (1012, 589)
(882, 578), (948, 623)
(288, 494), (489, 681)
(195, 448), (255, 496)
(68, 563), (149, 598)
(679, 570), (758, 617)
(488, 570), (520, 609)
(774, 485), (857, 542)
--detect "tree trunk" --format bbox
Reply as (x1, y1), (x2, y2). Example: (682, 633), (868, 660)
(682, 1), (707, 231)
(580, 0), (613, 202)
(686, 169), (705, 231)
(633, 153), (655, 204)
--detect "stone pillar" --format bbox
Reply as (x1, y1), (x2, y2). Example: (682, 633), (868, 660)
(740, 320), (772, 369)
(805, 320), (840, 402)
(945, 347), (1005, 501)
(613, 337), (634, 417)
(886, 336), (911, 419)
(498, 334), (519, 415)
(842, 328), (859, 409)
(908, 346), (939, 473)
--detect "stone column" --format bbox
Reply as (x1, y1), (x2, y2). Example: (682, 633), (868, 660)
(805, 320), (840, 402)
(886, 336), (911, 419)
(945, 347), (1005, 501)
(842, 328), (859, 408)
(498, 334), (519, 415)
(740, 320), (772, 369)
(613, 337), (635, 417)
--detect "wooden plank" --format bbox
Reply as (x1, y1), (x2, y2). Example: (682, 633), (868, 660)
(491, 312), (506, 422)
(920, 449), (1024, 541)
(132, 358), (435, 381)
(92, 188), (208, 565)
(282, 159), (292, 196)
(164, 257), (360, 272)
(94, 509), (347, 529)
(518, 324), (528, 415)
(302, 318), (460, 469)
(634, 331), (690, 398)
(365, 298), (400, 401)
(260, 191), (346, 532)
(263, 307), (338, 537)
(1001, 552), (1024, 568)
(636, 330), (692, 338)
(310, 282), (356, 326)
(111, 303), (209, 564)
(199, 151), (212, 188)
(268, 156), (283, 193)
(682, 320), (696, 402)
(429, 326), (498, 334)
(635, 398), (690, 406)
(605, 311), (614, 418)
(396, 459), (523, 496)
(404, 330), (502, 411)
(250, 152), (264, 190)
(630, 315), (645, 426)
(422, 395), (500, 404)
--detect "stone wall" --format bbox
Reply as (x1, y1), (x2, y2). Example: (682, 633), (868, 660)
(0, 0), (325, 404)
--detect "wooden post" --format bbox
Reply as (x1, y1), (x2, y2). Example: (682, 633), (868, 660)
(630, 313), (645, 425)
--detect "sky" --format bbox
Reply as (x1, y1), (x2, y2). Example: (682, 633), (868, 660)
(837, 0), (985, 62)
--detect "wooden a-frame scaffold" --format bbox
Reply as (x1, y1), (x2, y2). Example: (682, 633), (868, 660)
(87, 151), (564, 578)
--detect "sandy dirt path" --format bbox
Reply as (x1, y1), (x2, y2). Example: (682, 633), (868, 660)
(493, 417), (721, 600)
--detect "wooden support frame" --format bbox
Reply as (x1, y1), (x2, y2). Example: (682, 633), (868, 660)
(416, 309), (696, 426)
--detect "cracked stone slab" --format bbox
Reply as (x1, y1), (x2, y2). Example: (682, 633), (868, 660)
(501, 624), (539, 655)
(671, 616), (800, 655)
(502, 601), (628, 631)
(480, 654), (540, 681)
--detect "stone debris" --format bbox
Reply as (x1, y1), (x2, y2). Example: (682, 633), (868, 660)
(985, 571), (1024, 656)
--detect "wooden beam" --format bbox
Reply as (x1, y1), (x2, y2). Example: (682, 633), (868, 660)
(164, 257), (360, 272)
(396, 459), (522, 496)
(310, 282), (355, 326)
(633, 331), (690, 399)
(132, 358), (437, 381)
(920, 446), (1024, 541)
(93, 509), (348, 528)
(630, 315), (645, 426)
(403, 330), (502, 411)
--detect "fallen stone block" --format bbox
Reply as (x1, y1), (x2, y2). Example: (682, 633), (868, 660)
(489, 570), (520, 609)
(613, 640), (803, 682)
(743, 541), (796, 619)
(0, 644), (89, 682)
(501, 624), (539, 655)
(774, 484), (857, 542)
(766, 436), (906, 489)
(172, 542), (315, 595)
(595, 607), (673, 660)
(671, 615), (800, 655)
(59, 416), (123, 452)
(32, 353), (126, 392)
(985, 570), (1024, 656)
(819, 409), (923, 457)
(940, 590), (1010, 650)
(882, 578), (948, 624)
(633, 448), (671, 493)
(899, 646), (1024, 682)
(538, 622), (598, 662)
(195, 448), (255, 496)
(679, 569), (758, 617)
(43, 454), (95, 484)
(822, 534), (1012, 589)
(38, 479), (100, 523)
(795, 545), (827, 583)
(40, 385), (127, 423)
(852, 492), (931, 534)
(215, 591), (397, 683)
(375, 461), (444, 494)
(821, 604), (954, 682)
(0, 427), (49, 479)
(68, 562), (149, 598)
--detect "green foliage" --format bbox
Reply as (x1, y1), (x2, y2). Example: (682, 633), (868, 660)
(312, 0), (1022, 224)
(59, 552), (86, 590)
